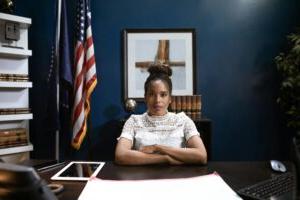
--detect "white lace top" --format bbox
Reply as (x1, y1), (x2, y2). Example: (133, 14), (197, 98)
(119, 112), (200, 150)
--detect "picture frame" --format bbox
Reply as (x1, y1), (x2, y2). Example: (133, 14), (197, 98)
(123, 28), (196, 101)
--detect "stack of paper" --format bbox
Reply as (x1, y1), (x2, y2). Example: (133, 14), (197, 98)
(78, 173), (242, 200)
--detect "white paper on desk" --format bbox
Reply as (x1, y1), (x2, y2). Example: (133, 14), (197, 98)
(78, 173), (242, 200)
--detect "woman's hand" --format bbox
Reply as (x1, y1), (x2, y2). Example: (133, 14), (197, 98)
(140, 137), (207, 165)
(139, 145), (183, 165)
(135, 137), (207, 165)
(166, 155), (184, 165)
(115, 139), (170, 165)
(139, 145), (158, 154)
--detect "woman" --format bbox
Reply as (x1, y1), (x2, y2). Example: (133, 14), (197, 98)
(115, 65), (207, 165)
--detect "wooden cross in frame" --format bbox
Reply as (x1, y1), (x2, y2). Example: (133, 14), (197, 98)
(135, 40), (186, 69)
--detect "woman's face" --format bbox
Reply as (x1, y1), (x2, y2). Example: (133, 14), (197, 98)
(145, 80), (171, 116)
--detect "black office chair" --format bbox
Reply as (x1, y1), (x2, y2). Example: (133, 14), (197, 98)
(193, 120), (212, 160)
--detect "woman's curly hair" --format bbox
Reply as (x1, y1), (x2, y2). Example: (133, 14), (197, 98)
(144, 65), (173, 95)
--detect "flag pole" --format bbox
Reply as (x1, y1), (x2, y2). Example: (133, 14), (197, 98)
(55, 0), (62, 161)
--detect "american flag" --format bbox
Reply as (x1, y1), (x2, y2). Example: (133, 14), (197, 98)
(72, 0), (97, 149)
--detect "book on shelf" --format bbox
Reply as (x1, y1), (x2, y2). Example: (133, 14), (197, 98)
(0, 128), (28, 148)
(0, 108), (31, 115)
(0, 134), (27, 143)
(186, 95), (192, 117)
(170, 96), (176, 112)
(169, 95), (202, 121)
(181, 96), (187, 112)
(0, 128), (26, 137)
(0, 141), (28, 149)
(175, 96), (182, 113)
(0, 73), (29, 82)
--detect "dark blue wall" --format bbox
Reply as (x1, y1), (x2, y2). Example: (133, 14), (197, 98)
(14, 0), (300, 161)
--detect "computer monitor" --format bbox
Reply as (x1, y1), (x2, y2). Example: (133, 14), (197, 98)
(0, 162), (57, 200)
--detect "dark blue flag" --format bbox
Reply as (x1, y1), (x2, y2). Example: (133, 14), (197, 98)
(58, 0), (73, 159)
(44, 0), (73, 160)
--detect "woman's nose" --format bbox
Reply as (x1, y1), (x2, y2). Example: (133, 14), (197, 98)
(154, 95), (161, 102)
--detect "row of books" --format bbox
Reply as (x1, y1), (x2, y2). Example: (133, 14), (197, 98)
(168, 95), (202, 121)
(0, 108), (31, 115)
(0, 73), (29, 82)
(0, 128), (28, 148)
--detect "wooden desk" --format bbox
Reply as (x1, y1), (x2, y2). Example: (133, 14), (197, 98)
(38, 161), (297, 200)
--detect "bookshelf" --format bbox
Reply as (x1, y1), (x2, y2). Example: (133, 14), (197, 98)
(0, 81), (32, 88)
(0, 12), (33, 163)
(0, 144), (33, 156)
(0, 46), (32, 58)
(0, 114), (33, 121)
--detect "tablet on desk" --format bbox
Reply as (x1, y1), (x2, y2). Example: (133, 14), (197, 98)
(51, 161), (105, 181)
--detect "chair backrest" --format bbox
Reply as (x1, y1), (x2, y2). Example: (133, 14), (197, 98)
(193, 119), (212, 160)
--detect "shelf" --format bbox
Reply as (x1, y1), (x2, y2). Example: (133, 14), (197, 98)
(0, 47), (32, 58)
(0, 12), (31, 26)
(0, 13), (32, 160)
(0, 144), (33, 156)
(0, 113), (33, 121)
(0, 81), (32, 88)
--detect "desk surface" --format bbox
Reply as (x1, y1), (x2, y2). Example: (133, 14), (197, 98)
(38, 161), (297, 200)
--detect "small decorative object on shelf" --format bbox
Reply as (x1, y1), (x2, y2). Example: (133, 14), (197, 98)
(0, 0), (14, 14)
(124, 99), (137, 113)
(5, 22), (20, 41)
(3, 20), (22, 49)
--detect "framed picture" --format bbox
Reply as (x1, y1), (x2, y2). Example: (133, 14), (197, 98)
(123, 28), (196, 101)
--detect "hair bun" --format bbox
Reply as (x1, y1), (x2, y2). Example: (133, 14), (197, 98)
(148, 65), (172, 77)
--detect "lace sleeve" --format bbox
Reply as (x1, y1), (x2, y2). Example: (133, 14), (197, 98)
(179, 112), (200, 141)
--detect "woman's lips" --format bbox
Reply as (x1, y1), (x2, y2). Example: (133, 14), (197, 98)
(153, 105), (162, 110)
